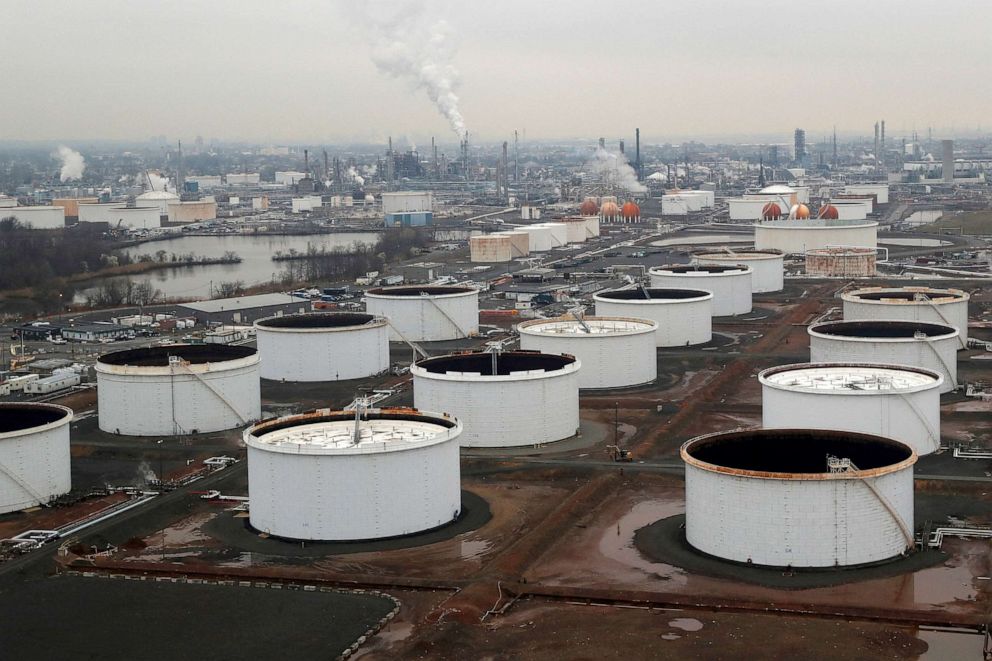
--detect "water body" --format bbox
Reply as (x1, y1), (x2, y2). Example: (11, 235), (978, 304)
(76, 232), (379, 301)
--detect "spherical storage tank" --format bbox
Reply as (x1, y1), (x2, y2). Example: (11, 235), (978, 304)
(0, 403), (72, 514)
(412, 351), (580, 448)
(760, 363), (943, 456)
(365, 285), (479, 342)
(693, 250), (784, 293)
(517, 316), (657, 389)
(682, 429), (916, 567)
(842, 287), (970, 349)
(594, 288), (712, 347)
(245, 408), (462, 541)
(808, 320), (958, 393)
(255, 312), (389, 382)
(96, 345), (261, 436)
(648, 264), (752, 316)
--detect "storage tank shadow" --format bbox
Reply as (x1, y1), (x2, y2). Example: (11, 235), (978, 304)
(96, 344), (261, 436)
(681, 429), (917, 568)
(254, 312), (389, 382)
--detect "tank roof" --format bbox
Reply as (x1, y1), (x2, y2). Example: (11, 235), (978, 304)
(415, 350), (576, 376)
(652, 264), (750, 274)
(595, 287), (711, 301)
(366, 285), (475, 297)
(696, 249), (783, 259)
(844, 287), (968, 303)
(810, 320), (955, 339)
(98, 344), (256, 367)
(518, 316), (657, 336)
(682, 429), (915, 478)
(0, 403), (72, 435)
(255, 312), (379, 329)
(759, 363), (941, 393)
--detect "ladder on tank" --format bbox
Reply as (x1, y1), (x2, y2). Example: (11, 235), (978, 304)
(827, 454), (914, 549)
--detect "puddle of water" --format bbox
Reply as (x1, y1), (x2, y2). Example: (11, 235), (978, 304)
(460, 539), (493, 560)
(661, 633), (681, 641)
(668, 618), (703, 632)
(913, 563), (977, 604)
(917, 628), (986, 659)
(597, 500), (686, 582)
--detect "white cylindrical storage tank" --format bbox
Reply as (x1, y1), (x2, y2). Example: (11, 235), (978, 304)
(412, 351), (579, 448)
(96, 344), (261, 436)
(539, 222), (568, 247)
(110, 206), (161, 229)
(254, 312), (389, 382)
(584, 216), (601, 238)
(805, 247), (877, 277)
(693, 250), (784, 293)
(841, 287), (970, 349)
(648, 264), (753, 316)
(808, 321), (958, 393)
(759, 363), (943, 456)
(245, 407), (462, 541)
(135, 190), (180, 216)
(594, 288), (712, 347)
(561, 218), (588, 244)
(0, 403), (72, 514)
(754, 220), (878, 255)
(521, 224), (554, 252)
(364, 285), (479, 342)
(682, 428), (917, 567)
(517, 316), (657, 389)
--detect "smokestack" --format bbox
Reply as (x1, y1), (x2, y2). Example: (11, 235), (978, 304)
(501, 141), (509, 203)
(304, 149), (309, 176)
(635, 128), (641, 181)
(431, 136), (437, 179)
(874, 122), (880, 167)
(323, 150), (329, 181)
(942, 139), (954, 183)
(881, 120), (886, 168)
(388, 136), (393, 155)
(514, 130), (519, 183)
(598, 137), (606, 150)
(619, 139), (625, 155)
(832, 126), (837, 168)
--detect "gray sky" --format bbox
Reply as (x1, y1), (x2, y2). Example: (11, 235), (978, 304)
(2, 0), (990, 145)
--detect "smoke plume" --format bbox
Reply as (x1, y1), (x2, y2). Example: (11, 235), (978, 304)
(347, 166), (365, 187)
(146, 172), (171, 192)
(587, 147), (647, 194)
(56, 145), (85, 181)
(361, 2), (467, 138)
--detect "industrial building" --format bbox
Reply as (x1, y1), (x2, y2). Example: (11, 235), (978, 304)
(244, 407), (462, 541)
(843, 183), (889, 204)
(60, 323), (130, 343)
(693, 249), (784, 293)
(841, 287), (970, 348)
(681, 429), (916, 567)
(96, 345), (261, 436)
(382, 191), (433, 227)
(226, 173), (260, 185)
(805, 247), (878, 277)
(648, 264), (753, 316)
(412, 350), (580, 448)
(0, 403), (72, 514)
(365, 285), (478, 342)
(177, 293), (311, 326)
(400, 262), (445, 283)
(808, 320), (958, 393)
(754, 220), (878, 255)
(759, 363), (943, 456)
(593, 288), (712, 347)
(517, 316), (657, 389)
(254, 313), (389, 382)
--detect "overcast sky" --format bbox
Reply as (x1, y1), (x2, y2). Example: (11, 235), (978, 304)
(2, 0), (990, 146)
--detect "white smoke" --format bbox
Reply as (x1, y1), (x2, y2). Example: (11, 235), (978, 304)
(347, 166), (365, 187)
(56, 146), (85, 181)
(586, 147), (647, 194)
(360, 2), (467, 138)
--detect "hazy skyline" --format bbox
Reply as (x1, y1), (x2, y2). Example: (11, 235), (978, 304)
(2, 0), (990, 145)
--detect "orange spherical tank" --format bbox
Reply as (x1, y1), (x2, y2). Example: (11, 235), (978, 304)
(580, 198), (600, 216)
(621, 201), (640, 219)
(791, 203), (810, 220)
(818, 204), (839, 220)
(761, 202), (782, 220)
(601, 201), (620, 218)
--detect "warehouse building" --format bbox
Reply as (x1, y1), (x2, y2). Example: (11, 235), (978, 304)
(382, 191), (433, 227)
(177, 293), (311, 326)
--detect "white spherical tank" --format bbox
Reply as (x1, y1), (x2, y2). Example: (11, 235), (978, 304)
(682, 429), (917, 567)
(0, 403), (72, 514)
(365, 285), (479, 342)
(412, 351), (580, 448)
(693, 250), (784, 293)
(517, 316), (657, 389)
(808, 320), (958, 393)
(96, 345), (261, 436)
(648, 264), (753, 316)
(594, 288), (712, 347)
(245, 408), (462, 541)
(841, 287), (970, 349)
(255, 312), (390, 382)
(754, 220), (878, 255)
(760, 363), (943, 456)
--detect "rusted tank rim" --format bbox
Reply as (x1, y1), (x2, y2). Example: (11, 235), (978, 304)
(649, 264), (752, 276)
(842, 287), (969, 305)
(758, 362), (944, 395)
(517, 315), (658, 336)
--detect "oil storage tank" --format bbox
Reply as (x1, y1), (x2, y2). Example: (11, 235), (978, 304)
(759, 363), (943, 456)
(365, 285), (479, 342)
(693, 250), (784, 293)
(754, 219), (878, 255)
(517, 316), (657, 389)
(0, 403), (72, 514)
(245, 407), (462, 541)
(648, 264), (753, 316)
(96, 345), (261, 436)
(808, 320), (958, 393)
(412, 350), (579, 448)
(681, 429), (917, 567)
(841, 287), (970, 349)
(594, 288), (712, 347)
(254, 312), (389, 382)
